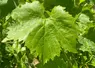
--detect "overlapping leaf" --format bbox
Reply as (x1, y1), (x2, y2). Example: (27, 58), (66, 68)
(77, 13), (93, 34)
(3, 1), (78, 63)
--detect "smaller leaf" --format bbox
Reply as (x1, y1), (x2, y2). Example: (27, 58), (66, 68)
(79, 36), (95, 53)
(77, 13), (93, 34)
(91, 57), (95, 67)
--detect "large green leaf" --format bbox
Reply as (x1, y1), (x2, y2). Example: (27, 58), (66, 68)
(3, 1), (78, 63)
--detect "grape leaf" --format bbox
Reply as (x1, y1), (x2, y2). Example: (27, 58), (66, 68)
(2, 1), (78, 64)
(79, 36), (95, 53)
(77, 13), (93, 34)
(2, 1), (44, 42)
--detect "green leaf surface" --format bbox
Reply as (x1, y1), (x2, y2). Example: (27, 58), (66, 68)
(79, 36), (95, 53)
(37, 57), (68, 68)
(2, 1), (44, 42)
(0, 0), (8, 6)
(77, 13), (93, 34)
(91, 57), (95, 67)
(79, 0), (85, 4)
(3, 1), (78, 64)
